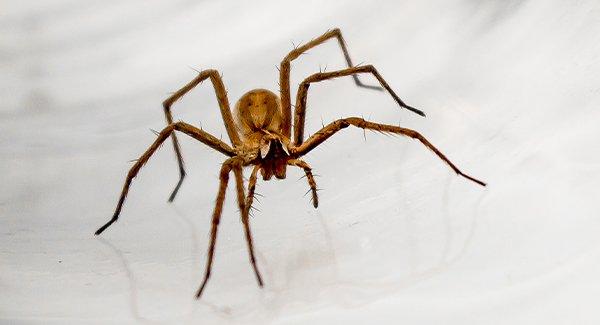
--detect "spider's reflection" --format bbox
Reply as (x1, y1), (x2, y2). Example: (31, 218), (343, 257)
(96, 178), (485, 320)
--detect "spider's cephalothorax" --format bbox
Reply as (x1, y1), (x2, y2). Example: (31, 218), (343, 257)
(234, 89), (291, 180)
(95, 28), (486, 300)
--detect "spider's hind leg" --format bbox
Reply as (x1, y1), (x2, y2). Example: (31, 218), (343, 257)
(293, 65), (425, 145)
(279, 28), (382, 138)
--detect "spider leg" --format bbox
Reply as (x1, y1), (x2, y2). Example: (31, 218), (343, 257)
(94, 122), (235, 236)
(163, 69), (241, 202)
(234, 165), (264, 287)
(195, 158), (240, 299)
(280, 28), (381, 138)
(292, 117), (486, 187)
(287, 159), (319, 208)
(244, 165), (261, 216)
(294, 65), (425, 145)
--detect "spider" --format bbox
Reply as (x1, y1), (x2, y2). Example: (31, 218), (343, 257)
(94, 28), (486, 299)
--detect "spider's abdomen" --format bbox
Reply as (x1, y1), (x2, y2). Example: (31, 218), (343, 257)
(234, 89), (283, 139)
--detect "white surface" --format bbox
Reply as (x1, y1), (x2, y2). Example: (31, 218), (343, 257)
(2, 0), (600, 324)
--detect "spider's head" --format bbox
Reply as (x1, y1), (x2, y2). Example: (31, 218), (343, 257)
(259, 137), (289, 181)
(234, 89), (284, 139)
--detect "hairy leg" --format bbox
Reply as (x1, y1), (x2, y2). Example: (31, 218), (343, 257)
(94, 122), (235, 236)
(294, 65), (425, 145)
(288, 159), (319, 208)
(280, 28), (381, 138)
(243, 165), (261, 220)
(292, 117), (486, 187)
(162, 69), (241, 202)
(195, 158), (239, 299)
(233, 165), (264, 287)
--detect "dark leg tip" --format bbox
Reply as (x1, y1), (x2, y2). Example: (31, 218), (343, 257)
(250, 264), (264, 287)
(354, 76), (384, 91)
(168, 175), (186, 203)
(461, 173), (487, 187)
(195, 278), (209, 299)
(94, 218), (117, 235)
(94, 226), (106, 236)
(195, 287), (205, 300)
(167, 193), (176, 203)
(361, 84), (385, 91)
(255, 273), (264, 287)
(410, 106), (426, 117)
(168, 187), (179, 203)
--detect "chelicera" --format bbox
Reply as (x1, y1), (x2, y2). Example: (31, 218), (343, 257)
(94, 28), (486, 299)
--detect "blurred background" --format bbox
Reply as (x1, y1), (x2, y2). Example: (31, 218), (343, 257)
(2, 0), (600, 324)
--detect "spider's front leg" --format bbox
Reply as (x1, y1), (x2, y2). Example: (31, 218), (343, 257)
(292, 117), (486, 187)
(162, 69), (241, 202)
(94, 122), (235, 235)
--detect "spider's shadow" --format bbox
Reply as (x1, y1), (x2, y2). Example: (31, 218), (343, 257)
(96, 237), (158, 323)
(95, 205), (204, 322)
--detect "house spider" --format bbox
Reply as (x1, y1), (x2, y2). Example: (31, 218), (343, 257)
(94, 28), (486, 299)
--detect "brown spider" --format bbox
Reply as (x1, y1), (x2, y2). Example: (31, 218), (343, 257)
(94, 28), (486, 299)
